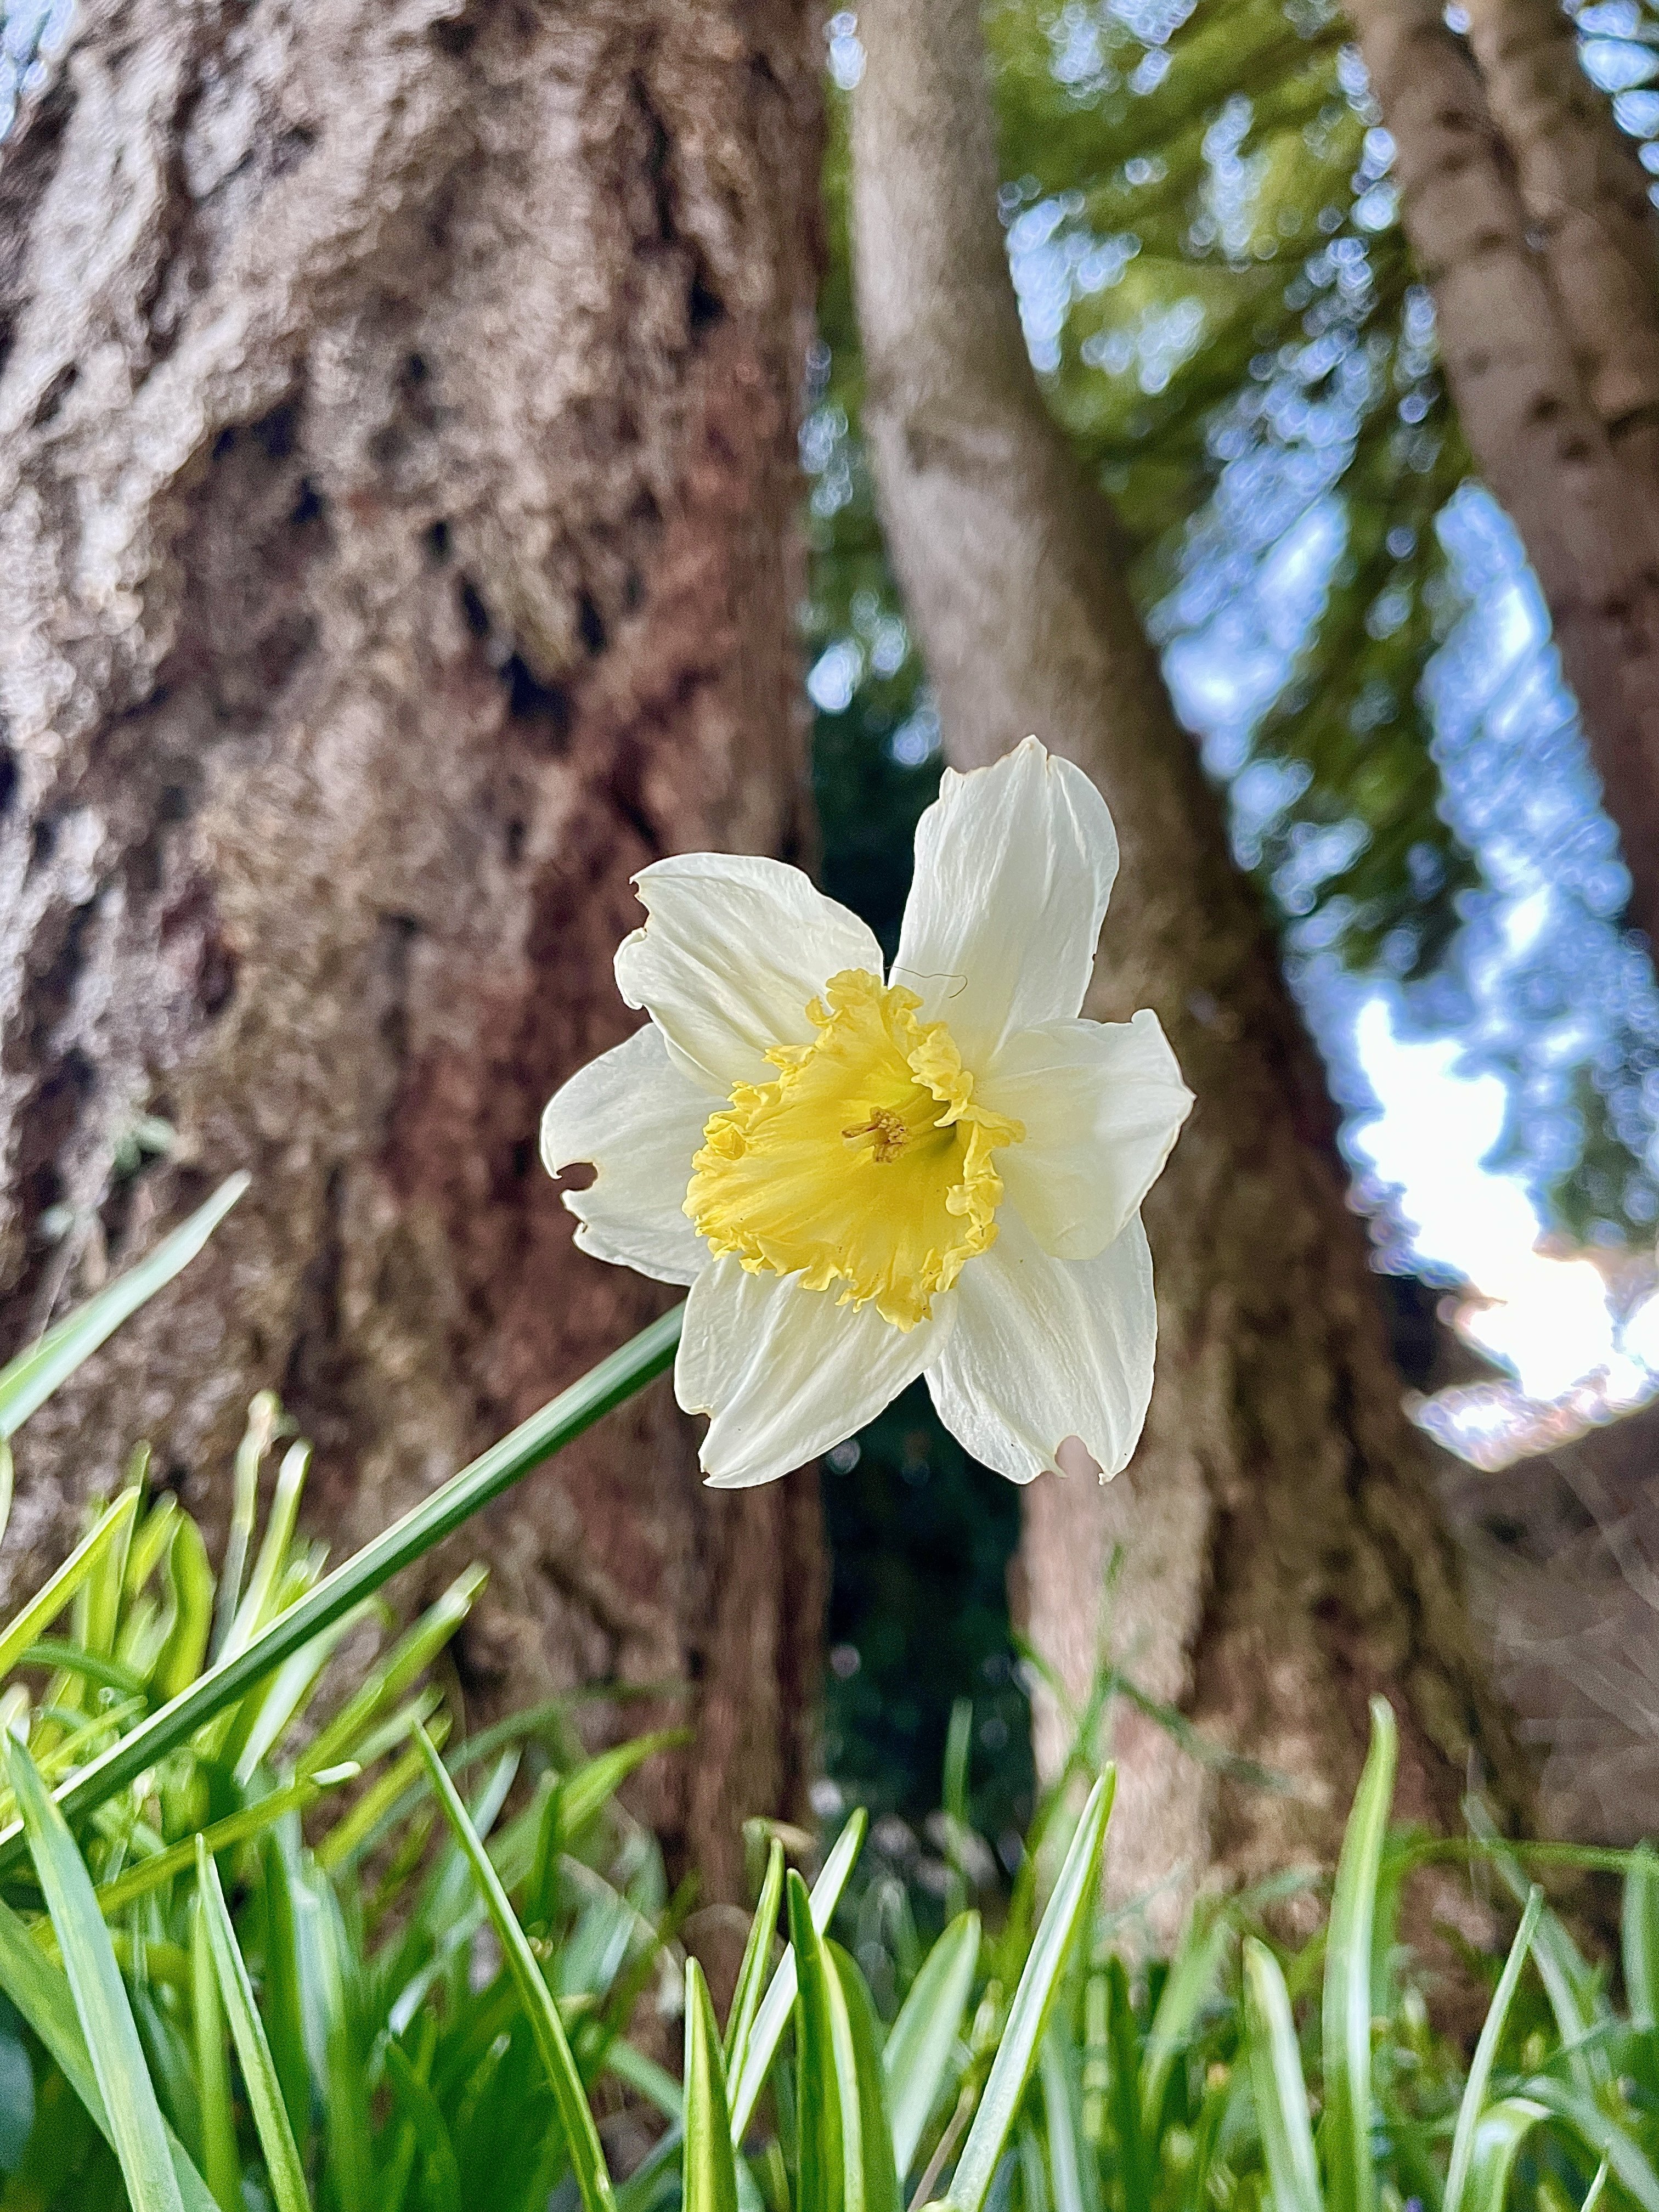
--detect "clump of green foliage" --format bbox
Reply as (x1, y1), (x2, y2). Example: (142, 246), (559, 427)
(3, 1180), (1659, 2212)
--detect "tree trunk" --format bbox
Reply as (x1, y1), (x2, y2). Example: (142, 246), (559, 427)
(850, 0), (1530, 1931)
(1345, 0), (1659, 953)
(1461, 0), (1659, 494)
(0, 0), (825, 1901)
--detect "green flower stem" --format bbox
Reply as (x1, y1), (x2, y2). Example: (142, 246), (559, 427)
(0, 1304), (684, 1875)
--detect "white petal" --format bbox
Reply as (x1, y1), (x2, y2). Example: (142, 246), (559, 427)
(891, 737), (1119, 1065)
(540, 1023), (712, 1285)
(677, 1257), (950, 1487)
(924, 1209), (1154, 1483)
(978, 1009), (1193, 1261)
(613, 853), (885, 1092)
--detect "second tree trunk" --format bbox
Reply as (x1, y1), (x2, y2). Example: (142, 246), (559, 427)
(850, 0), (1530, 1929)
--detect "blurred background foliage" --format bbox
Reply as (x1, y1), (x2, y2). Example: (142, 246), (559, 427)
(810, 0), (1659, 1833)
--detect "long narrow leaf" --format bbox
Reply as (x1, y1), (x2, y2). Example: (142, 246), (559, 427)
(943, 1768), (1115, 2212)
(195, 1837), (313, 2212)
(212, 1392), (280, 1663)
(1626, 1851), (1659, 2031)
(1462, 2098), (1550, 2212)
(830, 1942), (902, 2212)
(1040, 2029), (1097, 2212)
(0, 1176), (247, 1438)
(883, 1909), (980, 2176)
(0, 1305), (684, 1871)
(0, 1487), (140, 1682)
(156, 1511), (216, 1703)
(616, 1818), (870, 2212)
(1521, 2079), (1659, 2212)
(231, 1602), (377, 1785)
(413, 1725), (615, 2212)
(730, 1810), (868, 2142)
(297, 1567), (485, 1775)
(1243, 1939), (1321, 2212)
(8, 1736), (185, 2212)
(98, 1772), (352, 1913)
(684, 1960), (740, 2212)
(1465, 1796), (1607, 2096)
(216, 1441), (311, 1667)
(724, 1838), (785, 2076)
(1444, 1889), (1542, 2212)
(190, 1894), (240, 2212)
(382, 2040), (461, 2212)
(0, 1892), (218, 2212)
(788, 1869), (844, 2212)
(1322, 1698), (1395, 2212)
(1141, 1904), (1229, 2131)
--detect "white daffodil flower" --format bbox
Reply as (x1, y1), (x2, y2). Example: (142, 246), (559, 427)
(541, 737), (1192, 1488)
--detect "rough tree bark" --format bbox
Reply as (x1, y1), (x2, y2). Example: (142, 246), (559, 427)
(0, 0), (825, 1899)
(1461, 0), (1659, 495)
(1345, 0), (1659, 952)
(850, 0), (1530, 1929)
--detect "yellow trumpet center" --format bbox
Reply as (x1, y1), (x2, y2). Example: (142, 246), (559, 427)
(685, 968), (1024, 1330)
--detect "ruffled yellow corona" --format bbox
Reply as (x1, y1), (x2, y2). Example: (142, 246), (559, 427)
(685, 969), (1024, 1329)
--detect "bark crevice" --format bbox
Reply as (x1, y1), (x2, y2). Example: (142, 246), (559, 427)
(0, 0), (826, 1894)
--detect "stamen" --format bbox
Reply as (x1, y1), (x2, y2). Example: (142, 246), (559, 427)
(843, 1109), (909, 1163)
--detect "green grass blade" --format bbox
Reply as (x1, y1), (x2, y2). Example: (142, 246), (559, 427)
(7, 1735), (186, 2212)
(0, 1176), (247, 1438)
(1464, 1797), (1606, 2096)
(883, 1908), (980, 2176)
(78, 1454), (141, 1664)
(156, 1511), (216, 1703)
(0, 1486), (140, 1682)
(724, 1837), (785, 2078)
(1104, 1955), (1148, 2212)
(97, 1773), (349, 1913)
(212, 1392), (279, 1663)
(1322, 1697), (1395, 2212)
(194, 1837), (313, 2212)
(730, 1809), (868, 2142)
(14, 1634), (143, 1700)
(315, 1726), (441, 1871)
(941, 1768), (1115, 2212)
(0, 1305), (684, 1872)
(190, 1893), (240, 2211)
(382, 2040), (461, 2212)
(216, 1441), (311, 1668)
(1141, 1903), (1229, 2132)
(0, 1439), (14, 1553)
(1040, 2028), (1097, 2212)
(231, 1604), (377, 1785)
(1443, 1889), (1542, 2212)
(1243, 1938), (1321, 2212)
(255, 1827), (312, 2156)
(298, 1566), (484, 1774)
(787, 1869), (843, 2212)
(413, 1724), (615, 2212)
(1625, 1850), (1659, 2030)
(1520, 2079), (1659, 2212)
(0, 1892), (219, 2212)
(684, 1959), (740, 2212)
(1462, 2098), (1549, 2212)
(608, 2038), (684, 2124)
(831, 1941), (902, 2212)
(1582, 2162), (1611, 2212)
